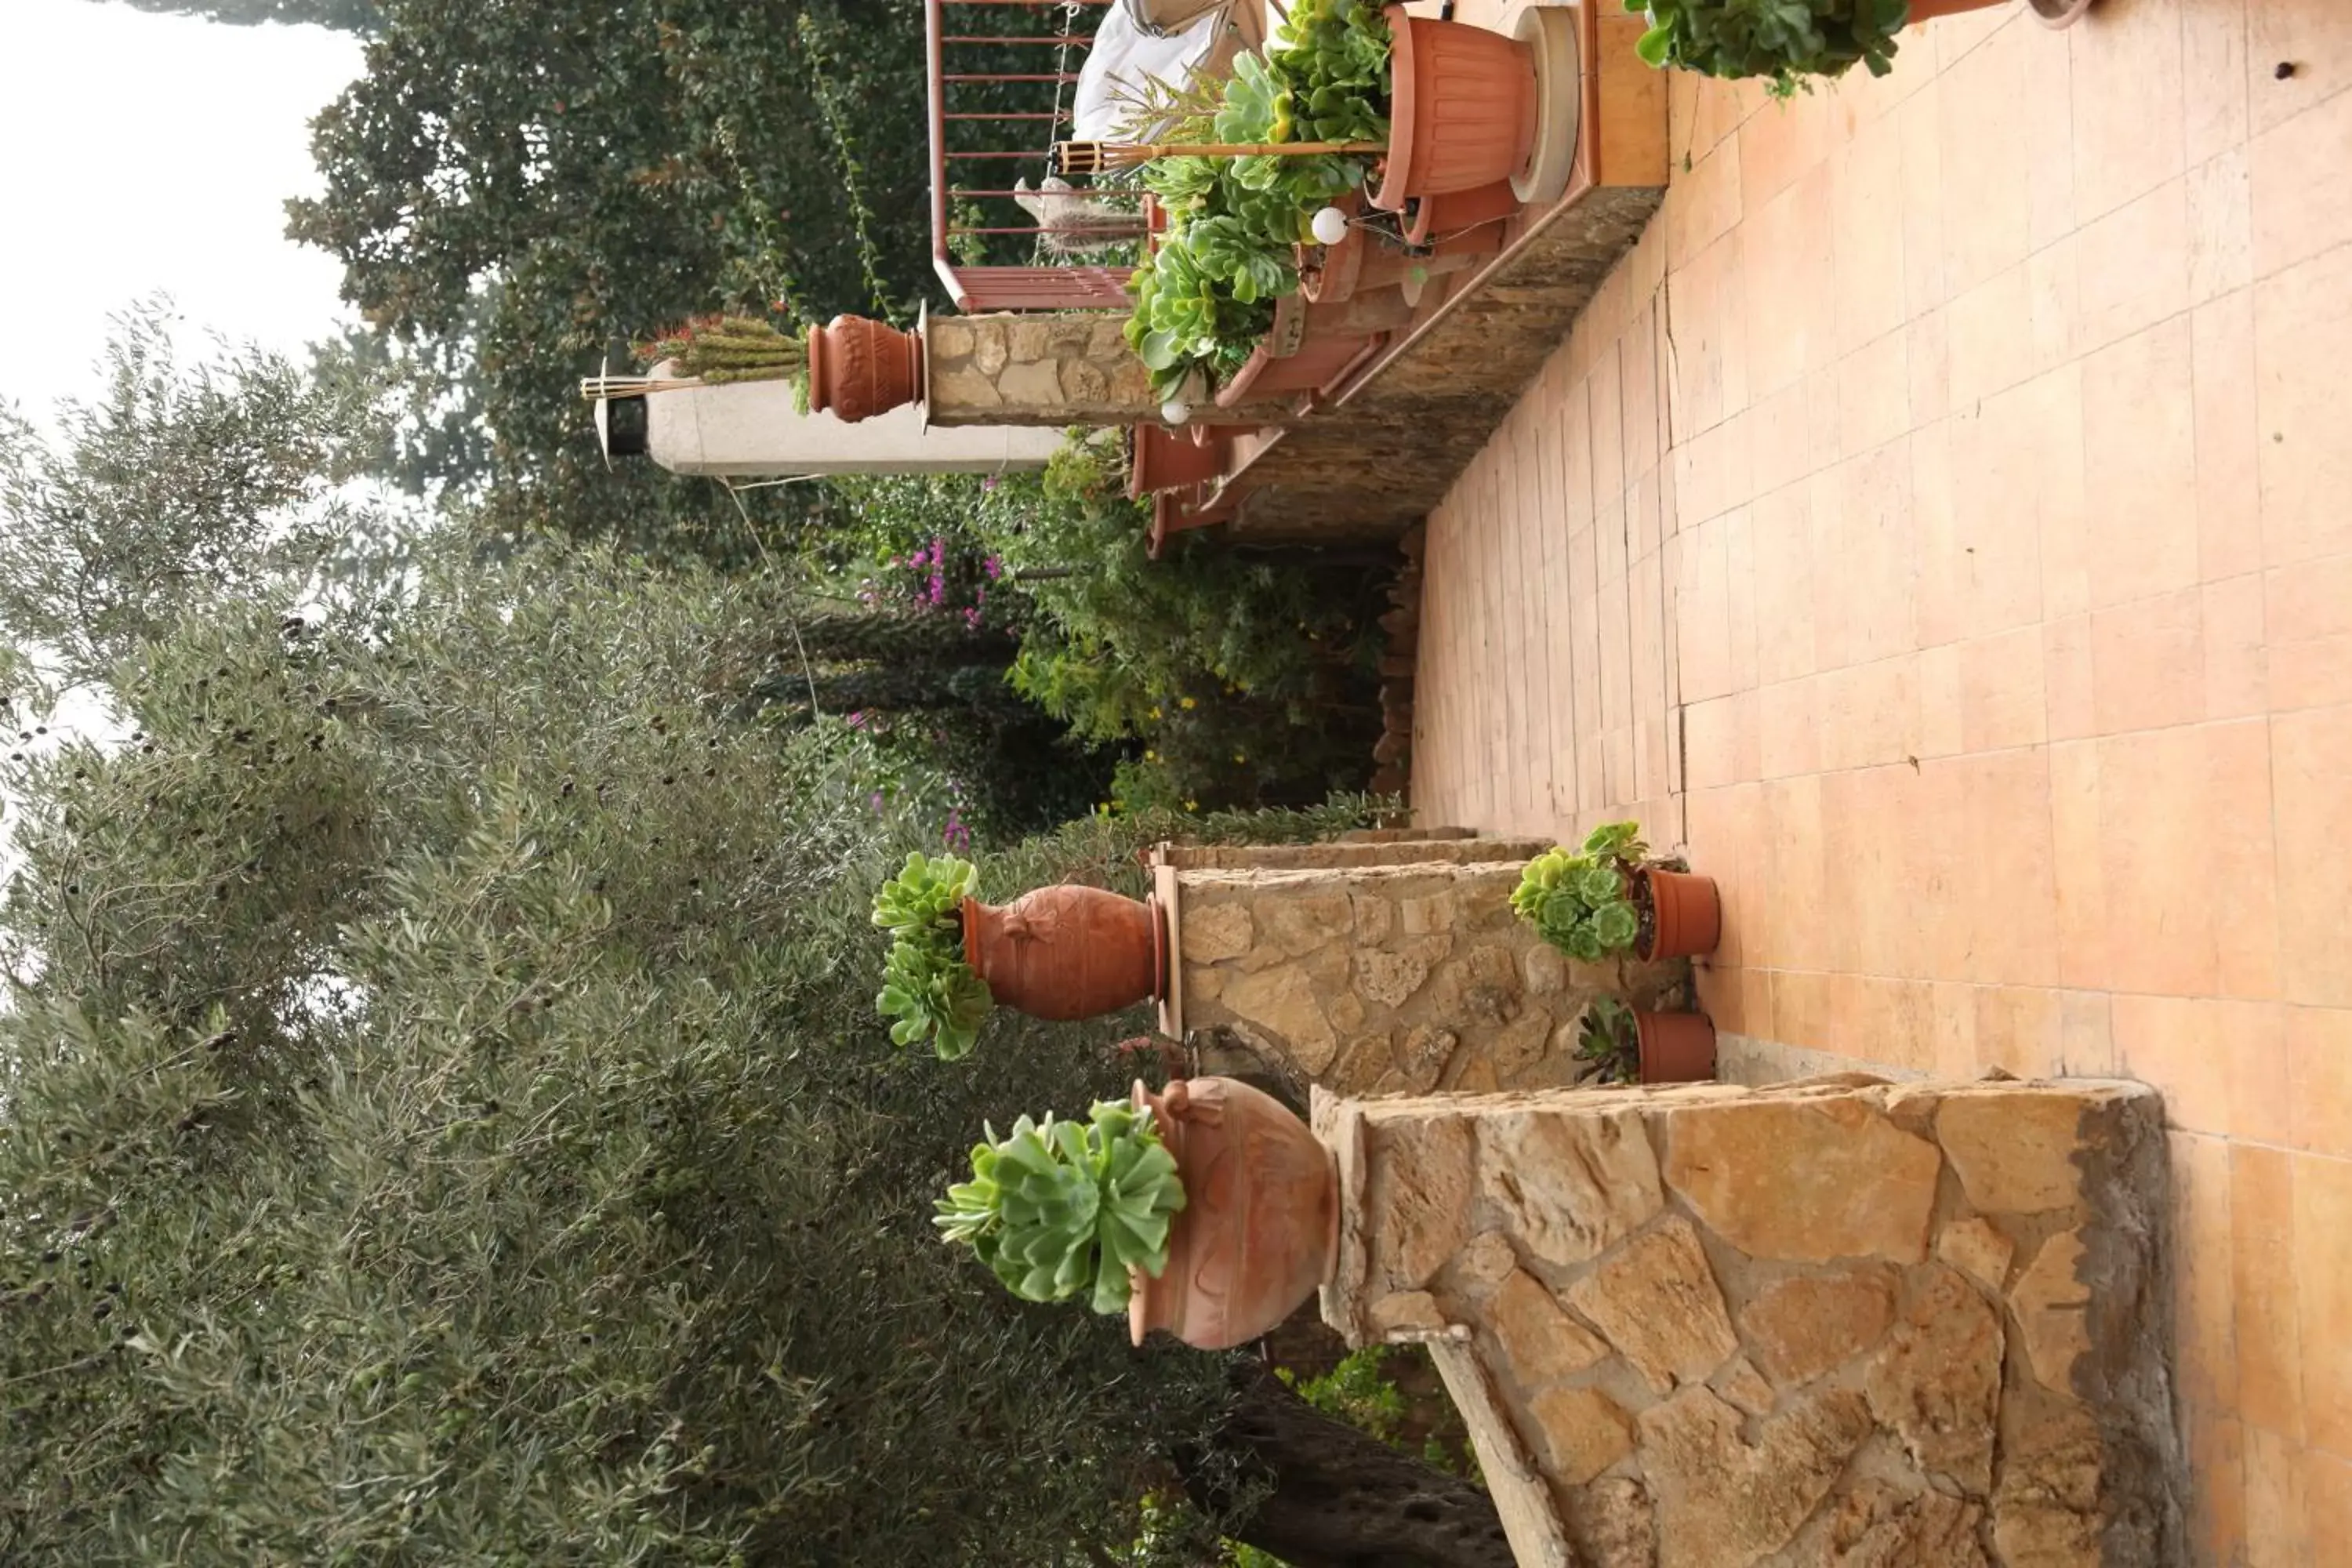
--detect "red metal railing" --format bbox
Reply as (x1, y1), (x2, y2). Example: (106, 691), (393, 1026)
(926, 0), (1138, 312)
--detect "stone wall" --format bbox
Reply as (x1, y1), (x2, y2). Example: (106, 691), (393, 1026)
(1158, 841), (1685, 1098)
(923, 313), (1286, 428)
(1315, 1078), (2182, 1568)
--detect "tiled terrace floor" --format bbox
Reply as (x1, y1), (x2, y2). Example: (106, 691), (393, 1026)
(1406, 1), (2352, 1560)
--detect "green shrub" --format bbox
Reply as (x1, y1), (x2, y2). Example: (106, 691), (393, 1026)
(1627, 0), (1911, 97)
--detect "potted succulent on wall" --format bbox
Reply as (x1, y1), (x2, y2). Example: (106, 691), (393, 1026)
(873, 851), (993, 1059)
(1510, 820), (1722, 964)
(934, 1098), (1187, 1316)
(936, 1077), (1339, 1351)
(873, 853), (1165, 1050)
(652, 312), (922, 423)
(1574, 995), (1719, 1085)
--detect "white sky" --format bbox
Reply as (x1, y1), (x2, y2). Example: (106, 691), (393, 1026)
(0, 1), (364, 423)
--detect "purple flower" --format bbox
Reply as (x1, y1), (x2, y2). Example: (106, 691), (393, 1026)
(983, 554), (1004, 580)
(868, 791), (885, 812)
(846, 710), (866, 728)
(982, 476), (999, 492)
(929, 535), (946, 568)
(964, 606), (983, 629)
(942, 807), (972, 850)
(927, 572), (947, 607)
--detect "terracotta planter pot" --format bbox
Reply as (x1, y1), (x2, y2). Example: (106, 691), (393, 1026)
(1128, 424), (1229, 499)
(1637, 868), (1722, 960)
(806, 315), (924, 423)
(1127, 1076), (1341, 1351)
(961, 887), (1162, 1020)
(1214, 332), (1377, 407)
(1149, 483), (1240, 557)
(1635, 1010), (1718, 1083)
(1371, 6), (1539, 213)
(1403, 180), (1522, 247)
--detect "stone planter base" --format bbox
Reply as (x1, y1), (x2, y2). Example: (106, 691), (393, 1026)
(1314, 1077), (2183, 1568)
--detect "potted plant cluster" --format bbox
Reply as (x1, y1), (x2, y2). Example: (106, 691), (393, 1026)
(1573, 995), (1718, 1086)
(1123, 0), (1542, 408)
(1511, 820), (1721, 964)
(1512, 821), (1722, 1084)
(1622, 0), (2081, 98)
(872, 852), (1165, 1055)
(937, 1076), (1339, 1351)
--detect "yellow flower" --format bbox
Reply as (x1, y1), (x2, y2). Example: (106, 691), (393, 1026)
(1143, 749), (1156, 760)
(1179, 696), (1196, 710)
(1185, 799), (1198, 811)
(1149, 706), (1162, 720)
(1232, 753), (1246, 764)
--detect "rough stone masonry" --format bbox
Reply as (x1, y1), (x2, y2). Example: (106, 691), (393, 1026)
(1156, 837), (1689, 1098)
(1314, 1076), (2183, 1568)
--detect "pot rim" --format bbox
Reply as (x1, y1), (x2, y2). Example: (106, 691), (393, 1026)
(1370, 5), (1423, 213)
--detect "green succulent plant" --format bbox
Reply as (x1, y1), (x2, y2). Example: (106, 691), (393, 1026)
(1509, 820), (1653, 963)
(872, 851), (992, 1058)
(1626, 0), (1911, 98)
(1574, 996), (1642, 1083)
(1123, 0), (1394, 398)
(935, 1098), (1188, 1315)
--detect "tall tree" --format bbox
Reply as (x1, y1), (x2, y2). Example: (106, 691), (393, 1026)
(93, 0), (379, 29)
(0, 328), (1506, 1568)
(0, 299), (392, 691)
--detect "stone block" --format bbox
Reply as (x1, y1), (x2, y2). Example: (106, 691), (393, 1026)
(1426, 1338), (1578, 1568)
(1363, 1114), (1473, 1293)
(1564, 1215), (1738, 1395)
(1529, 1385), (1635, 1486)
(1863, 1263), (2004, 1494)
(967, 320), (1009, 376)
(1663, 1096), (1943, 1264)
(1396, 1025), (1461, 1094)
(1992, 1399), (2107, 1567)
(1557, 1476), (1654, 1568)
(1820, 1479), (1989, 1568)
(1450, 1230), (1520, 1296)
(1488, 1269), (1610, 1383)
(1638, 1385), (1872, 1567)
(1182, 901), (1255, 963)
(1477, 1108), (1664, 1266)
(1713, 1354), (1777, 1417)
(1939, 1091), (2089, 1214)
(1522, 942), (1569, 996)
(1220, 966), (1337, 1073)
(1739, 1265), (1897, 1388)
(1370, 1290), (1446, 1337)
(1356, 936), (1449, 1008)
(1936, 1216), (2017, 1291)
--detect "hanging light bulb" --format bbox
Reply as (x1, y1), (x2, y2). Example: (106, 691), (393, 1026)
(1310, 205), (1350, 246)
(1160, 397), (1192, 426)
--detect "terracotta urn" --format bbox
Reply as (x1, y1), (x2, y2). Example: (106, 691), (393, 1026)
(1128, 1076), (1341, 1351)
(1636, 867), (1722, 961)
(1371, 5), (1540, 213)
(806, 315), (924, 423)
(961, 886), (1163, 1021)
(1635, 1010), (1718, 1083)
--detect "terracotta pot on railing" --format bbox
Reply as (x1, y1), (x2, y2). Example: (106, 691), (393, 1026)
(961, 887), (1162, 1020)
(806, 315), (924, 423)
(1128, 1075), (1341, 1351)
(1635, 1010), (1718, 1083)
(1128, 423), (1229, 499)
(1370, 5), (1540, 213)
(1404, 180), (1523, 247)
